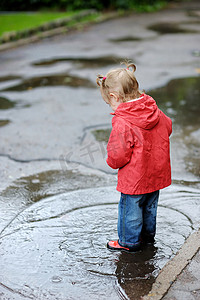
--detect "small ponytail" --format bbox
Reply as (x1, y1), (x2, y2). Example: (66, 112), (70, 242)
(126, 63), (136, 72)
(96, 74), (106, 87)
(120, 61), (136, 72)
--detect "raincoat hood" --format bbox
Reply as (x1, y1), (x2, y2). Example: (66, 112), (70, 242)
(113, 94), (160, 130)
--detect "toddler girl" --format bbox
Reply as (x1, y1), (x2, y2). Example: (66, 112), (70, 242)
(96, 62), (172, 252)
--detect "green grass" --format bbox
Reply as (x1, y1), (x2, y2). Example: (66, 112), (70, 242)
(131, 1), (167, 12)
(0, 12), (79, 37)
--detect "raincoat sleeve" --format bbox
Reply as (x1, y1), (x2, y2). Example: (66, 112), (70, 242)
(106, 117), (134, 169)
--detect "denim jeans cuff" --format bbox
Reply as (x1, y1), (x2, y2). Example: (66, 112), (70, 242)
(118, 239), (141, 250)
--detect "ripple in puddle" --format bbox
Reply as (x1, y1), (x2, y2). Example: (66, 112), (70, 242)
(0, 185), (198, 300)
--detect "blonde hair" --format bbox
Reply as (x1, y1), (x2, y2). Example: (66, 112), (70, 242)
(96, 62), (142, 103)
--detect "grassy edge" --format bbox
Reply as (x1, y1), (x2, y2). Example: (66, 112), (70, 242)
(0, 10), (99, 44)
(0, 11), (79, 36)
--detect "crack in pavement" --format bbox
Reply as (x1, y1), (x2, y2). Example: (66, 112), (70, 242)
(0, 153), (113, 174)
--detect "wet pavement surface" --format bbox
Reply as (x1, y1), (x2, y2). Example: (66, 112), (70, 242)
(163, 250), (200, 300)
(0, 1), (200, 299)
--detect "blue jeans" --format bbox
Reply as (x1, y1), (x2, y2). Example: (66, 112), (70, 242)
(118, 191), (159, 249)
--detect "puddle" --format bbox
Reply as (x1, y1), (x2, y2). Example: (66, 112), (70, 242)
(0, 185), (199, 300)
(32, 55), (125, 68)
(148, 22), (198, 34)
(192, 50), (200, 57)
(0, 95), (30, 110)
(149, 76), (200, 127)
(0, 120), (10, 127)
(92, 128), (111, 142)
(0, 169), (110, 207)
(1, 74), (95, 91)
(0, 75), (22, 83)
(0, 96), (16, 109)
(109, 36), (142, 42)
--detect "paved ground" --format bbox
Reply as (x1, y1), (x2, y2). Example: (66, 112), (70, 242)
(164, 249), (200, 300)
(0, 1), (200, 299)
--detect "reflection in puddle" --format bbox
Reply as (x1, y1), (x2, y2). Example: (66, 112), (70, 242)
(1, 74), (95, 91)
(115, 246), (157, 299)
(32, 55), (125, 68)
(148, 22), (198, 34)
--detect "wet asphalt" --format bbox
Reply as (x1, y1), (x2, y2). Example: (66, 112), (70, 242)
(0, 1), (200, 299)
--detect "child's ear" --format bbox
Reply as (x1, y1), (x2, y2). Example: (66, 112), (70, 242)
(110, 92), (119, 102)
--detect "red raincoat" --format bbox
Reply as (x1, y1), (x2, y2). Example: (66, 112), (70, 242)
(106, 94), (172, 195)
